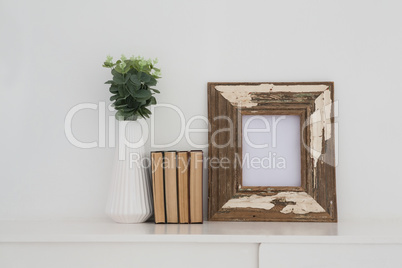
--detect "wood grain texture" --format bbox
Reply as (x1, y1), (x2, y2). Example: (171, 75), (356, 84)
(207, 82), (337, 222)
(165, 151), (178, 223)
(190, 151), (203, 223)
(151, 152), (166, 223)
(177, 152), (190, 223)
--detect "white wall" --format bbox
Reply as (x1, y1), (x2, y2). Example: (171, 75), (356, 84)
(1, 0), (402, 221)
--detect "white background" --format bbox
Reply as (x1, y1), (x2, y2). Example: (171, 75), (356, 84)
(1, 0), (402, 222)
(242, 115), (301, 187)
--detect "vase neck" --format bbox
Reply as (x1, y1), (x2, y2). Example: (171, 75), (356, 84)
(119, 119), (147, 145)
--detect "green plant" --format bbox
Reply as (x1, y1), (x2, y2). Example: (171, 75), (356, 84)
(103, 55), (161, 120)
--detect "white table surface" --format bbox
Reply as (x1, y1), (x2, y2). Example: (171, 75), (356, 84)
(1, 220), (401, 244)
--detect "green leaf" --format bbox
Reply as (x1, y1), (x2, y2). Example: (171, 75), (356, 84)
(123, 62), (133, 74)
(105, 55), (161, 119)
(115, 109), (133, 120)
(146, 77), (157, 86)
(129, 75), (141, 86)
(124, 73), (131, 83)
(137, 108), (148, 118)
(109, 85), (118, 93)
(127, 82), (140, 96)
(126, 67), (136, 75)
(149, 88), (160, 93)
(137, 72), (151, 83)
(103, 62), (114, 68)
(117, 85), (125, 97)
(114, 104), (128, 109)
(123, 85), (131, 97)
(112, 71), (125, 84)
(111, 68), (120, 76)
(122, 107), (136, 113)
(134, 89), (152, 100)
(145, 96), (155, 106)
(115, 111), (125, 120)
(114, 99), (126, 106)
(126, 96), (135, 107)
(110, 94), (120, 101)
(113, 64), (125, 75)
(142, 107), (151, 115)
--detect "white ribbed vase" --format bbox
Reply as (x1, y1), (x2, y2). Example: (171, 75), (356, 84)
(106, 120), (153, 223)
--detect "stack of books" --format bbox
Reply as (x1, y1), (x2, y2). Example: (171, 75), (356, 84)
(151, 151), (203, 224)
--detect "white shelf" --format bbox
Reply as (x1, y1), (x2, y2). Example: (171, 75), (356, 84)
(1, 220), (401, 244)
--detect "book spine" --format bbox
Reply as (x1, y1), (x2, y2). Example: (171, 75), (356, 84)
(164, 151), (179, 223)
(151, 152), (166, 223)
(177, 152), (190, 223)
(190, 150), (203, 223)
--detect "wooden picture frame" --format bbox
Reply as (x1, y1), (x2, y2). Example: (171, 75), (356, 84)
(207, 82), (337, 222)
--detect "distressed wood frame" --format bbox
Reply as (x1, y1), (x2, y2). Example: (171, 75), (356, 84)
(207, 82), (337, 222)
